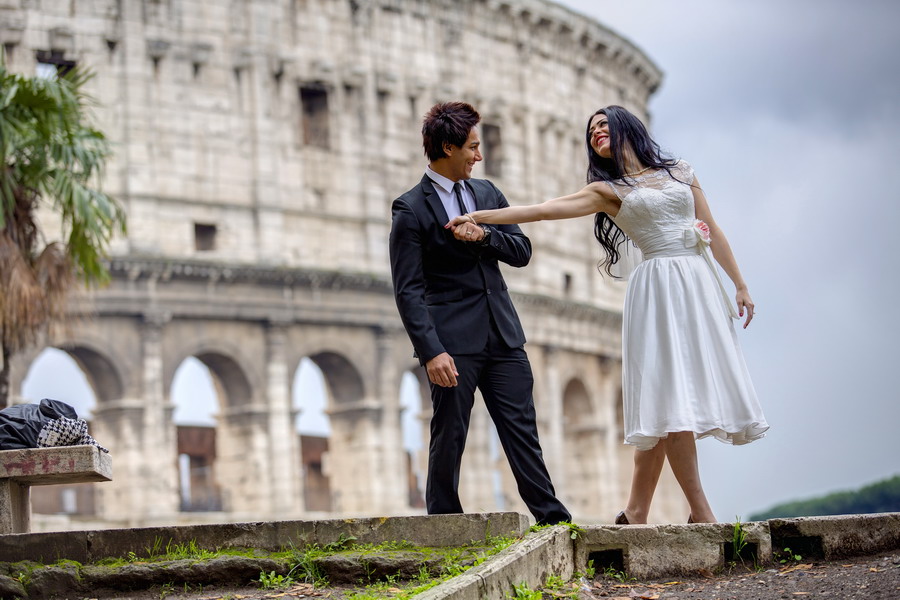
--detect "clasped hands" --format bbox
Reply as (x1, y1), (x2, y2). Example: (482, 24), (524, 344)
(445, 214), (484, 243)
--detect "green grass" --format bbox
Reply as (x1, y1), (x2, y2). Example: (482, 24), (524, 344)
(3, 533), (520, 600)
(282, 534), (519, 599)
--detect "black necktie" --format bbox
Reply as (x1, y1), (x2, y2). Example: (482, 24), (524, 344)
(453, 182), (467, 216)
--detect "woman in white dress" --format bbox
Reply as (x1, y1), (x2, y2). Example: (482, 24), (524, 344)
(447, 105), (768, 524)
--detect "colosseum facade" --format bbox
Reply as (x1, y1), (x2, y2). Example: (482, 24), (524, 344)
(1, 0), (688, 526)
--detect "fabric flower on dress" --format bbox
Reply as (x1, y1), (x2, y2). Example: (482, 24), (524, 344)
(684, 219), (738, 319)
(693, 219), (711, 244)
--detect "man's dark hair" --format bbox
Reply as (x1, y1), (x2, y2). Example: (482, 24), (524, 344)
(422, 102), (481, 162)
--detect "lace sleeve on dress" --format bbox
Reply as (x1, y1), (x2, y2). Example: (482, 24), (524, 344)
(605, 180), (628, 200)
(676, 159), (695, 185)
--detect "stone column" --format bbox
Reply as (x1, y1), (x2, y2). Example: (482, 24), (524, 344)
(90, 398), (145, 525)
(139, 310), (180, 522)
(595, 357), (622, 520)
(324, 402), (382, 514)
(373, 328), (408, 512)
(539, 346), (566, 491)
(217, 404), (272, 518)
(265, 321), (302, 517)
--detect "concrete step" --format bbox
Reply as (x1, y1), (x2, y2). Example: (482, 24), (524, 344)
(0, 512), (897, 599)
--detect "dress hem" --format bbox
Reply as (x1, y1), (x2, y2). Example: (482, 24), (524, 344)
(625, 423), (769, 451)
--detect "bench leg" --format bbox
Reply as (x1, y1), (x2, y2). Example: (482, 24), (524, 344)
(0, 478), (30, 534)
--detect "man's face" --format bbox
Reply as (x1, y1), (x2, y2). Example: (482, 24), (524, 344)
(444, 128), (483, 180)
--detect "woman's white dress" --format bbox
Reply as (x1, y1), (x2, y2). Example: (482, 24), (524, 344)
(608, 160), (768, 451)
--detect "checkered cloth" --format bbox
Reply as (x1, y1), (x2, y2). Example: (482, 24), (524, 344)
(36, 417), (109, 453)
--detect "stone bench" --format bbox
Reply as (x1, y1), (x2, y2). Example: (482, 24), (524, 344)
(0, 445), (112, 534)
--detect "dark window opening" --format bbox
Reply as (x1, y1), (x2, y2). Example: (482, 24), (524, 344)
(300, 85), (330, 149)
(587, 548), (625, 573)
(35, 49), (76, 77)
(482, 123), (503, 177)
(769, 535), (825, 561)
(194, 223), (217, 251)
(724, 540), (759, 563)
(563, 273), (573, 295)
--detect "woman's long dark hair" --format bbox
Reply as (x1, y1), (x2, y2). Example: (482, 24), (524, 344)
(586, 105), (678, 276)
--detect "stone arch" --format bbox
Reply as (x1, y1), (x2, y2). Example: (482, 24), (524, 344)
(399, 366), (428, 509)
(561, 376), (604, 516)
(13, 339), (127, 407)
(59, 343), (125, 405)
(292, 357), (332, 513)
(163, 342), (262, 515)
(295, 348), (379, 513)
(193, 351), (252, 408)
(17, 344), (121, 519)
(307, 351), (365, 405)
(166, 340), (260, 409)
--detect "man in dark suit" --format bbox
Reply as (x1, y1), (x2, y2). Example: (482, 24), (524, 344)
(389, 101), (570, 525)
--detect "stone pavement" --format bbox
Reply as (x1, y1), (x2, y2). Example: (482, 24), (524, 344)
(0, 512), (897, 599)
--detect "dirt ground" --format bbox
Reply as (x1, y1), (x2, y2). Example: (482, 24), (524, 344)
(581, 550), (900, 600)
(74, 550), (900, 599)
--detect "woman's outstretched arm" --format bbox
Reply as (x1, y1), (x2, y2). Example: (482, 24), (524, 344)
(691, 175), (755, 328)
(446, 181), (619, 229)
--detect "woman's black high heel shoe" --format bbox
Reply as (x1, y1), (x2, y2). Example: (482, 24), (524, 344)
(615, 511), (630, 525)
(687, 514), (695, 524)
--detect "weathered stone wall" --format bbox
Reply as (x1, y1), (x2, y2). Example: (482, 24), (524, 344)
(2, 0), (687, 525)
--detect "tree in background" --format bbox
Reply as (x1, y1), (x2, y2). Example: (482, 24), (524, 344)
(0, 60), (126, 407)
(749, 474), (900, 520)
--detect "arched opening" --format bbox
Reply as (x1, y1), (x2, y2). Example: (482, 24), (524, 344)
(21, 347), (96, 418)
(166, 349), (256, 514)
(19, 346), (117, 517)
(399, 369), (425, 509)
(171, 357), (221, 512)
(292, 357), (332, 512)
(562, 377), (600, 515)
(304, 351), (373, 513)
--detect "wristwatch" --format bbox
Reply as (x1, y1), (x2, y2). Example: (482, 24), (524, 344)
(477, 224), (491, 245)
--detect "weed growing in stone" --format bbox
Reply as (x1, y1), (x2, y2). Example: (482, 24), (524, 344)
(732, 517), (749, 559)
(540, 573), (580, 600)
(158, 582), (175, 599)
(509, 581), (543, 599)
(601, 565), (634, 583)
(259, 570), (295, 590)
(285, 543), (328, 587)
(573, 559), (597, 580)
(776, 547), (803, 564)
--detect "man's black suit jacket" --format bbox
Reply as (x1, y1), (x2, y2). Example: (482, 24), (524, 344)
(389, 175), (532, 364)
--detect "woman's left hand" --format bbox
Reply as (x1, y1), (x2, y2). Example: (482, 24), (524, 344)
(446, 214), (475, 228)
(736, 289), (755, 329)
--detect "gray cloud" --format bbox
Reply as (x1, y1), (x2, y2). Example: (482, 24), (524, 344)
(559, 0), (900, 519)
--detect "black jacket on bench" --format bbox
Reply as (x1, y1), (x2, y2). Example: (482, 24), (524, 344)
(0, 398), (77, 449)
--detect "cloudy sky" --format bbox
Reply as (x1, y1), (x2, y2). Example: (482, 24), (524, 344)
(555, 0), (900, 519)
(20, 0), (899, 523)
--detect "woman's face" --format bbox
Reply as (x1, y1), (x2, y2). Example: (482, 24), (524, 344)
(588, 113), (612, 158)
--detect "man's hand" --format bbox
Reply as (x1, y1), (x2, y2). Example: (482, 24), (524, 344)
(449, 220), (485, 243)
(426, 352), (459, 387)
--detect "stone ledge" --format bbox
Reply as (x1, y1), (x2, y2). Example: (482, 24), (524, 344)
(0, 446), (112, 535)
(769, 512), (900, 561)
(0, 445), (111, 485)
(575, 521), (771, 580)
(572, 513), (900, 581)
(0, 512), (529, 564)
(416, 524), (574, 600)
(1, 513), (897, 598)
